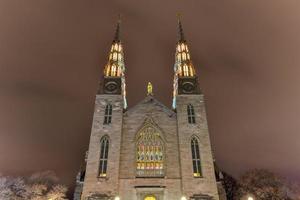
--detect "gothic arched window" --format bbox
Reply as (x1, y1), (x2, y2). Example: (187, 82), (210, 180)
(187, 104), (195, 124)
(136, 126), (164, 177)
(191, 136), (202, 177)
(103, 104), (112, 124)
(99, 136), (109, 177)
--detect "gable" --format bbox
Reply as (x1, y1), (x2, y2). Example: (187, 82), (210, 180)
(124, 96), (176, 117)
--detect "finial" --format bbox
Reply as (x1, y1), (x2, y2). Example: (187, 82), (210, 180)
(147, 82), (153, 95)
(113, 14), (121, 42)
(177, 13), (185, 42)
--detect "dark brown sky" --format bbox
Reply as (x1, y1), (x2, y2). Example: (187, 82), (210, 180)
(0, 0), (300, 191)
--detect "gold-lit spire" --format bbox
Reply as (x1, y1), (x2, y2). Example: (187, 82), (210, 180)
(147, 82), (153, 95)
(174, 15), (196, 77)
(173, 16), (199, 109)
(102, 15), (127, 109)
(104, 15), (125, 77)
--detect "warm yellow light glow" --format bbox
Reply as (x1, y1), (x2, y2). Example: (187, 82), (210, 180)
(114, 43), (118, 50)
(177, 45), (181, 52)
(181, 43), (185, 50)
(248, 197), (254, 200)
(147, 82), (153, 95)
(193, 172), (201, 177)
(144, 196), (156, 200)
(181, 196), (187, 200)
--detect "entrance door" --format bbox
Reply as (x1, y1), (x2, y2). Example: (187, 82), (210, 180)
(144, 195), (156, 200)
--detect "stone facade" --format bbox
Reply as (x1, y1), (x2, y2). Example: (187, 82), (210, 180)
(78, 93), (224, 200)
(75, 17), (226, 200)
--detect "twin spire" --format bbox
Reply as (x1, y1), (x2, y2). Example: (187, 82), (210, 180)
(101, 16), (198, 109)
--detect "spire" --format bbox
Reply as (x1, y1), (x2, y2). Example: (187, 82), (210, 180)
(174, 15), (195, 77)
(101, 15), (127, 109)
(113, 14), (121, 42)
(177, 14), (185, 42)
(172, 16), (200, 109)
(104, 15), (124, 78)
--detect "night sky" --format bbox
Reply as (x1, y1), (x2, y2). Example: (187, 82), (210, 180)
(0, 0), (299, 192)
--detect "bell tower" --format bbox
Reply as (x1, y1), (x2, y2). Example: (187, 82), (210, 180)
(173, 17), (220, 199)
(81, 17), (126, 199)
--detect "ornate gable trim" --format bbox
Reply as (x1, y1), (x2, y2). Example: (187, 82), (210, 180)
(134, 116), (167, 143)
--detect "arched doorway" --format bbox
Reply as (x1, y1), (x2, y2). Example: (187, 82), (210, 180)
(144, 195), (156, 200)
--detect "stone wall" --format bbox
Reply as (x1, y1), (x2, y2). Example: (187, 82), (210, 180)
(81, 95), (124, 199)
(80, 94), (221, 200)
(176, 94), (220, 200)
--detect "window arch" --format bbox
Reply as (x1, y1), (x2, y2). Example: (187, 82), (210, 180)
(103, 104), (112, 124)
(99, 136), (109, 177)
(136, 126), (164, 177)
(187, 104), (195, 124)
(191, 136), (202, 177)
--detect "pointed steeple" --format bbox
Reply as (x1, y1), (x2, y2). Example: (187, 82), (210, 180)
(100, 16), (127, 109)
(175, 15), (195, 77)
(172, 16), (200, 109)
(104, 16), (125, 78)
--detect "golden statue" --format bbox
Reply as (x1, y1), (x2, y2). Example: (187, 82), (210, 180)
(147, 82), (153, 95)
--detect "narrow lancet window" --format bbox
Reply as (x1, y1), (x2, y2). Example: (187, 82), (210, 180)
(191, 136), (202, 177)
(187, 104), (195, 124)
(99, 136), (109, 177)
(104, 104), (112, 124)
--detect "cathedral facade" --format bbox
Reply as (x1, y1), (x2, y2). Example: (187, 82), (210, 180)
(74, 19), (226, 200)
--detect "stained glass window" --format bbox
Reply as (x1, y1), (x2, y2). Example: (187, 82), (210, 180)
(136, 126), (164, 177)
(99, 136), (109, 177)
(103, 104), (112, 124)
(191, 136), (202, 177)
(187, 104), (196, 124)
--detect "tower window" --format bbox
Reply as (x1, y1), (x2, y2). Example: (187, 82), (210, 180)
(187, 104), (195, 124)
(99, 136), (109, 177)
(136, 126), (164, 177)
(191, 136), (202, 177)
(103, 104), (112, 124)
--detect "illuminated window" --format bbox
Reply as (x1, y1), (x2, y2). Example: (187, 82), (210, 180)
(183, 64), (189, 76)
(191, 136), (202, 177)
(187, 104), (195, 124)
(136, 126), (164, 177)
(144, 195), (156, 200)
(99, 136), (109, 177)
(181, 43), (185, 51)
(114, 43), (118, 50)
(104, 104), (112, 124)
(113, 52), (117, 61)
(182, 52), (186, 60)
(177, 54), (181, 62)
(177, 44), (181, 52)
